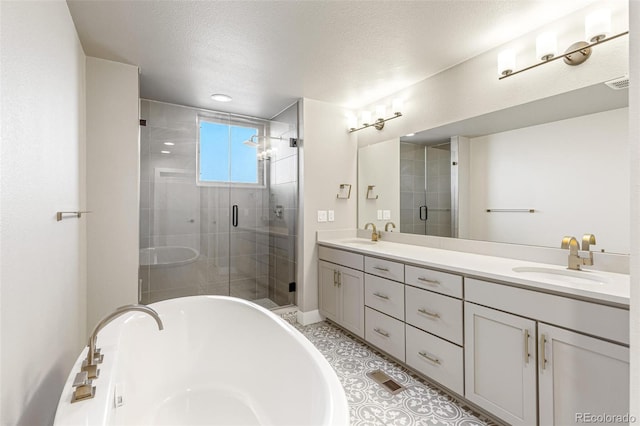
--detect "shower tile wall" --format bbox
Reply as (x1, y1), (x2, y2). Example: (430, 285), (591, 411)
(400, 143), (426, 234)
(426, 144), (452, 237)
(267, 103), (298, 306)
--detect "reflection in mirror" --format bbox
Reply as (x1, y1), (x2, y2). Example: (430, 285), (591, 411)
(399, 142), (452, 237)
(358, 82), (629, 253)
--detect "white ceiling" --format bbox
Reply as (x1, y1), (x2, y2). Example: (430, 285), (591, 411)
(67, 0), (598, 119)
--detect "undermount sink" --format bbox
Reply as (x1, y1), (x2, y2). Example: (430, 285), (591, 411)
(339, 238), (378, 246)
(511, 266), (609, 285)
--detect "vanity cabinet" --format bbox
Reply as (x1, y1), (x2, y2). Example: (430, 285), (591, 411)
(464, 302), (537, 426)
(318, 247), (364, 338)
(465, 278), (629, 426)
(317, 242), (630, 426)
(538, 323), (629, 426)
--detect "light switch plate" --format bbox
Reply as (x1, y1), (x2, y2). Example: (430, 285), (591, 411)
(383, 210), (391, 220)
(328, 210), (335, 222)
(377, 210), (383, 220)
(317, 210), (327, 222)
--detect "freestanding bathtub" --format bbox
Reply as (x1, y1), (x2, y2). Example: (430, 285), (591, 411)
(54, 296), (349, 425)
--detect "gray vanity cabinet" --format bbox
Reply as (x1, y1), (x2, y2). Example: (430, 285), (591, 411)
(318, 247), (365, 339)
(538, 323), (629, 426)
(464, 302), (538, 426)
(465, 278), (630, 426)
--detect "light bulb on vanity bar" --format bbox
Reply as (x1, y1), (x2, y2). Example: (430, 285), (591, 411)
(585, 9), (611, 42)
(536, 32), (558, 61)
(497, 49), (516, 76)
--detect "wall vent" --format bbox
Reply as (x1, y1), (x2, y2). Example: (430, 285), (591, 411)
(605, 75), (629, 90)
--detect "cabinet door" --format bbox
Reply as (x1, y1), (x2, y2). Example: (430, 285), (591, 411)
(318, 261), (339, 323)
(338, 265), (364, 338)
(464, 302), (537, 426)
(539, 323), (629, 426)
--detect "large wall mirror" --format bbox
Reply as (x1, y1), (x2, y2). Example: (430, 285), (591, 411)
(358, 81), (630, 254)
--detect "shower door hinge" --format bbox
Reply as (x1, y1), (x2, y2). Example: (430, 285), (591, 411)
(289, 138), (298, 148)
(289, 282), (296, 292)
(139, 119), (147, 126)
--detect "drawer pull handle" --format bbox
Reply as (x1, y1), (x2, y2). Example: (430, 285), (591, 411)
(373, 266), (390, 272)
(418, 308), (440, 319)
(418, 351), (441, 365)
(373, 292), (389, 300)
(373, 328), (390, 337)
(417, 277), (440, 285)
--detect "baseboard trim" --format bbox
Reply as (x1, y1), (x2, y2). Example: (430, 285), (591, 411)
(296, 309), (323, 326)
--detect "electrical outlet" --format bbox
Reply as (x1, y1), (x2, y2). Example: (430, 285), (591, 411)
(377, 210), (383, 220)
(317, 210), (327, 222)
(383, 210), (391, 220)
(328, 210), (335, 222)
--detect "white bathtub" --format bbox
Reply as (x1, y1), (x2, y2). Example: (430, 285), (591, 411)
(54, 296), (349, 425)
(139, 246), (199, 269)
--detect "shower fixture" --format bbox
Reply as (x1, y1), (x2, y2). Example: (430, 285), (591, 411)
(242, 135), (285, 147)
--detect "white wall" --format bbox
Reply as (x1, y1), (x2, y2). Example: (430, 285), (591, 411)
(467, 108), (629, 253)
(628, 0), (639, 419)
(86, 58), (139, 329)
(356, 0), (628, 146)
(299, 99), (356, 316)
(0, 2), (87, 424)
(358, 139), (400, 230)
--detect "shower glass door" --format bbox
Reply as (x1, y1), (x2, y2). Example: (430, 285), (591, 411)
(139, 100), (298, 309)
(400, 142), (452, 237)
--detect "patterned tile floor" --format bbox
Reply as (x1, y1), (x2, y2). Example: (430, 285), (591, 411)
(281, 314), (494, 426)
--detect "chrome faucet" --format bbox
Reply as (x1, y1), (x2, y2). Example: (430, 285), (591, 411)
(561, 234), (596, 270)
(364, 223), (379, 241)
(385, 221), (396, 232)
(84, 304), (164, 377)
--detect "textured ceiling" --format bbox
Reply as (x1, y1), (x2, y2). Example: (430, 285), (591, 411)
(67, 0), (597, 119)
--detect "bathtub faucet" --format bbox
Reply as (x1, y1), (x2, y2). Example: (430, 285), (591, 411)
(83, 304), (164, 378)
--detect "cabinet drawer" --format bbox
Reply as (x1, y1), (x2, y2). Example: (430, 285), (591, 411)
(365, 275), (405, 321)
(365, 307), (405, 361)
(405, 265), (462, 298)
(365, 256), (404, 282)
(405, 286), (463, 345)
(406, 325), (464, 396)
(318, 245), (363, 271)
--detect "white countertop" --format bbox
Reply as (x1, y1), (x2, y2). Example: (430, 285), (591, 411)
(317, 237), (630, 307)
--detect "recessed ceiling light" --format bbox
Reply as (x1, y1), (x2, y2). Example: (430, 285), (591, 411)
(211, 93), (232, 102)
(164, 142), (175, 146)
(161, 150), (171, 154)
(406, 133), (415, 137)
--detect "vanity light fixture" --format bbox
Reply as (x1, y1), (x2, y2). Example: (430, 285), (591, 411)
(498, 8), (628, 80)
(163, 142), (175, 146)
(348, 99), (403, 133)
(160, 150), (171, 154)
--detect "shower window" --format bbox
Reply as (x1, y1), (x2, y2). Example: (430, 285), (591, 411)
(197, 117), (262, 185)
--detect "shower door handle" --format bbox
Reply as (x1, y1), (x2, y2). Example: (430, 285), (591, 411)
(232, 205), (238, 227)
(419, 205), (428, 221)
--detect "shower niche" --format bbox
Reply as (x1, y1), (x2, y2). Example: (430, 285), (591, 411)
(138, 100), (298, 309)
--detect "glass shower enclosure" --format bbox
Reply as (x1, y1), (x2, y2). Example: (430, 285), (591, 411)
(138, 100), (298, 309)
